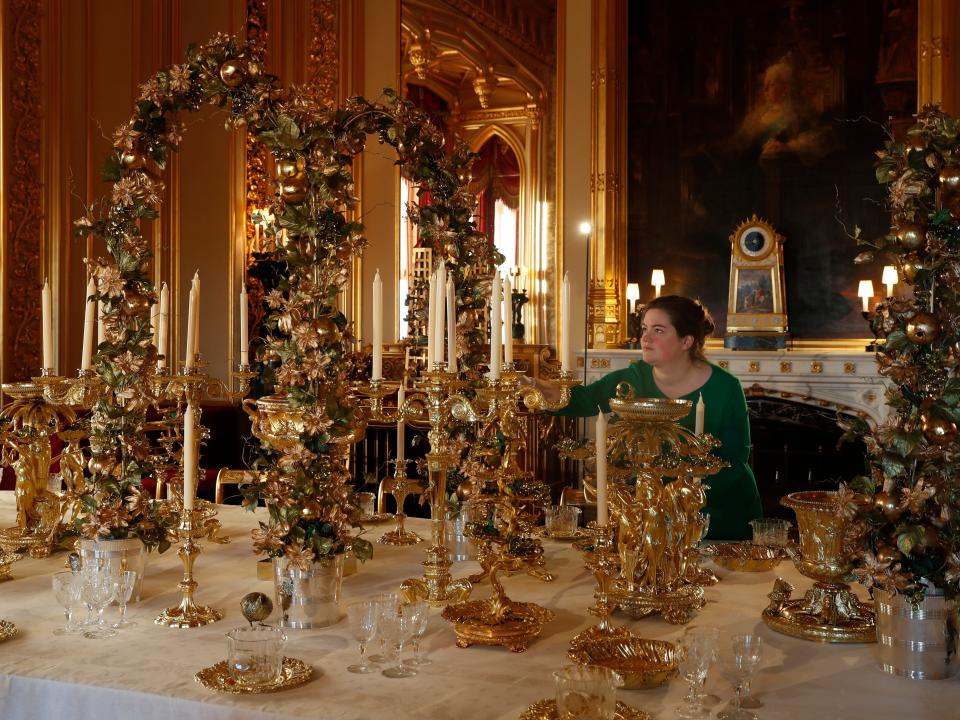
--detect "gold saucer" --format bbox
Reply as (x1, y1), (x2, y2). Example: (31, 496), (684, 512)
(362, 512), (393, 524)
(195, 656), (314, 693)
(519, 699), (651, 720)
(0, 620), (19, 642)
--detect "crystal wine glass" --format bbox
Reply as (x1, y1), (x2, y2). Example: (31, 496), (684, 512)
(717, 634), (763, 720)
(80, 569), (117, 639)
(379, 602), (418, 678)
(111, 570), (138, 629)
(675, 625), (720, 719)
(369, 592), (399, 664)
(346, 600), (380, 674)
(52, 570), (81, 636)
(406, 600), (431, 666)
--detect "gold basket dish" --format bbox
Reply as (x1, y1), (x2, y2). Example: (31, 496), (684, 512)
(567, 636), (679, 690)
(702, 542), (787, 572)
(608, 397), (692, 423)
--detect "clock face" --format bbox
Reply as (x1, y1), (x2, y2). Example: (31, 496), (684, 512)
(739, 227), (770, 258)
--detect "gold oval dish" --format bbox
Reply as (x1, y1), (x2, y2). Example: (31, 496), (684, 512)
(703, 542), (786, 572)
(568, 636), (679, 690)
(195, 656), (314, 694)
(609, 397), (692, 423)
(519, 699), (652, 720)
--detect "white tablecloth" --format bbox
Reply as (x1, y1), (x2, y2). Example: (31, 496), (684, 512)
(0, 492), (956, 720)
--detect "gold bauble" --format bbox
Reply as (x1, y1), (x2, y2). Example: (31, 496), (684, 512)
(275, 158), (298, 179)
(122, 290), (151, 316)
(301, 499), (321, 519)
(905, 311), (941, 345)
(875, 544), (901, 564)
(873, 491), (901, 520)
(940, 165), (960, 193)
(895, 223), (926, 252)
(922, 413), (957, 446)
(119, 149), (145, 170)
(456, 478), (476, 501)
(900, 256), (922, 282)
(315, 317), (340, 341)
(279, 172), (308, 203)
(88, 455), (117, 476)
(219, 59), (247, 88)
(240, 592), (273, 624)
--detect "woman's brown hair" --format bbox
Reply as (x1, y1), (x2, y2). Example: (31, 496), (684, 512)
(642, 295), (715, 362)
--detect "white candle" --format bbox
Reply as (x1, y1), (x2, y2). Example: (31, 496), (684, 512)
(435, 261), (446, 369)
(446, 276), (456, 373)
(239, 284), (249, 366)
(191, 271), (200, 361)
(695, 392), (705, 436)
(489, 271), (501, 380)
(41, 278), (53, 371)
(372, 270), (383, 381)
(596, 411), (608, 526)
(182, 403), (196, 511)
(427, 270), (437, 367)
(185, 286), (196, 370)
(81, 277), (96, 372)
(560, 272), (572, 373)
(503, 276), (513, 366)
(397, 384), (406, 463)
(158, 282), (169, 367)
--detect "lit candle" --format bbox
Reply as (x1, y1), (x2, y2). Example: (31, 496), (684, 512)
(503, 275), (513, 366)
(372, 270), (383, 381)
(882, 265), (898, 299)
(489, 270), (501, 380)
(857, 280), (874, 313)
(41, 278), (53, 371)
(695, 393), (705, 436)
(182, 402), (196, 511)
(81, 278), (96, 372)
(446, 276), (456, 374)
(560, 272), (571, 373)
(397, 384), (406, 463)
(239, 283), (249, 367)
(596, 411), (608, 526)
(158, 282), (169, 367)
(185, 286), (197, 370)
(651, 269), (665, 298)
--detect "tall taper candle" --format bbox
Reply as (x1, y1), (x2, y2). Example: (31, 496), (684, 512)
(158, 282), (169, 367)
(41, 278), (53, 370)
(397, 384), (406, 463)
(239, 284), (249, 366)
(596, 411), (608, 525)
(435, 261), (446, 368)
(81, 277), (96, 371)
(372, 270), (383, 381)
(489, 271), (501, 380)
(503, 276), (513, 366)
(560, 272), (572, 373)
(694, 392), (705, 436)
(182, 403), (196, 511)
(185, 286), (197, 370)
(446, 276), (456, 373)
(191, 271), (200, 361)
(427, 269), (437, 366)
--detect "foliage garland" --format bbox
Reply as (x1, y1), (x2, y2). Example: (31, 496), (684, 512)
(847, 105), (960, 601)
(70, 33), (499, 563)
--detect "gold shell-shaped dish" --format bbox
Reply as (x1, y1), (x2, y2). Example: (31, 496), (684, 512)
(442, 600), (555, 652)
(567, 636), (679, 690)
(195, 656), (314, 694)
(703, 542), (786, 572)
(608, 397), (692, 422)
(519, 699), (652, 720)
(0, 620), (19, 642)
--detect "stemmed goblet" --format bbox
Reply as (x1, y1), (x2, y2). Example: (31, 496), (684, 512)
(111, 570), (138, 629)
(675, 625), (720, 719)
(406, 601), (431, 666)
(717, 634), (763, 720)
(346, 600), (380, 674)
(368, 592), (399, 665)
(80, 567), (117, 639)
(52, 571), (81, 636)
(379, 602), (418, 678)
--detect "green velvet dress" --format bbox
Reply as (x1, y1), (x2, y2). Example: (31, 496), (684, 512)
(557, 360), (762, 540)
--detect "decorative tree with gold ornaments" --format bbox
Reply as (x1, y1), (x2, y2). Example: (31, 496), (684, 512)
(846, 105), (960, 602)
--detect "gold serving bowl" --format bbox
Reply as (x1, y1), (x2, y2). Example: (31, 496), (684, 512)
(609, 397), (692, 423)
(702, 542), (786, 572)
(567, 636), (679, 690)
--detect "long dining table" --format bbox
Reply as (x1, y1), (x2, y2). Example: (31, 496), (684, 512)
(0, 492), (955, 720)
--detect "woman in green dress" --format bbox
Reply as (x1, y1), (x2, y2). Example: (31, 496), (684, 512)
(554, 295), (762, 540)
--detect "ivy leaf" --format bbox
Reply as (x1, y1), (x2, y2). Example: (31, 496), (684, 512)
(884, 330), (908, 352)
(102, 154), (123, 182)
(896, 526), (925, 556)
(351, 537), (374, 563)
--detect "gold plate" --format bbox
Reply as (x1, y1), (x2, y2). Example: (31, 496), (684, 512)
(519, 699), (652, 720)
(568, 636), (679, 689)
(703, 542), (786, 572)
(762, 602), (877, 643)
(361, 512), (393, 524)
(541, 527), (588, 542)
(0, 620), (19, 642)
(195, 656), (314, 694)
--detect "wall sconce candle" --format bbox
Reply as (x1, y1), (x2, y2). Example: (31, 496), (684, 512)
(625, 282), (640, 314)
(881, 265), (898, 298)
(857, 279), (875, 312)
(651, 269), (665, 298)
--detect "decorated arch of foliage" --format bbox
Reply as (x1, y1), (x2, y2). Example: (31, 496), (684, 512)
(72, 33), (498, 561)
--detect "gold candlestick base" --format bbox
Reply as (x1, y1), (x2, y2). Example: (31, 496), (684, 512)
(400, 538), (473, 606)
(377, 463), (423, 546)
(155, 511), (223, 628)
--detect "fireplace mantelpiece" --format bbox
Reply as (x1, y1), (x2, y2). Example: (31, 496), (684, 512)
(576, 347), (892, 426)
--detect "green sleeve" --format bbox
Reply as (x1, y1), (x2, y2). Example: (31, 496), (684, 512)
(553, 366), (637, 417)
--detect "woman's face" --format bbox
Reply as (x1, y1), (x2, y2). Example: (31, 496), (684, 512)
(640, 308), (694, 367)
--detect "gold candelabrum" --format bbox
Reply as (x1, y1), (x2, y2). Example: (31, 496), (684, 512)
(600, 391), (726, 625)
(397, 366), (480, 607)
(154, 508), (225, 628)
(441, 366), (580, 652)
(762, 490), (876, 643)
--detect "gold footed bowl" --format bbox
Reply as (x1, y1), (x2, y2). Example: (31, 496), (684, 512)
(613, 582), (705, 625)
(195, 656), (314, 693)
(519, 699), (651, 720)
(567, 636), (679, 690)
(442, 600), (554, 652)
(0, 527), (53, 559)
(762, 491), (875, 643)
(703, 542), (787, 572)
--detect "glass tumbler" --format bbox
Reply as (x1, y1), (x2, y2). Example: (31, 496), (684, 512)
(553, 664), (622, 720)
(545, 505), (581, 537)
(226, 625), (287, 688)
(748, 519), (791, 547)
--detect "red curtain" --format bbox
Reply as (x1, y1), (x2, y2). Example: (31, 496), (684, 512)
(469, 136), (520, 240)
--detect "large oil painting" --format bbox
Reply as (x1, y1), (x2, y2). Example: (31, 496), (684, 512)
(627, 0), (916, 339)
